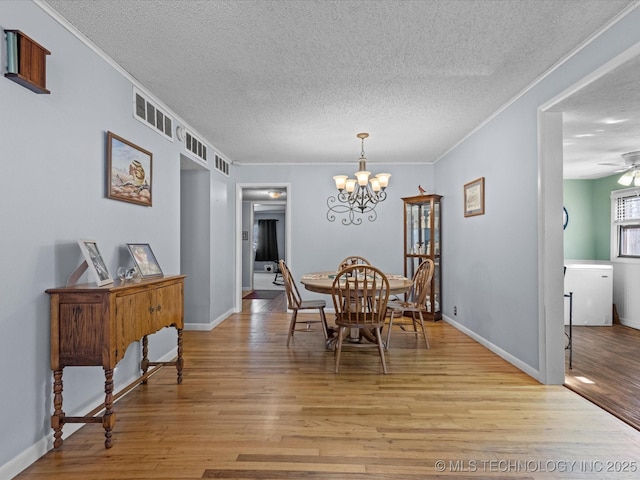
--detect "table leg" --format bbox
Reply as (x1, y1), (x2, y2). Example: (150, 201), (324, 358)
(347, 327), (361, 343)
(102, 368), (116, 449)
(176, 328), (183, 384)
(51, 368), (64, 448)
(141, 335), (149, 384)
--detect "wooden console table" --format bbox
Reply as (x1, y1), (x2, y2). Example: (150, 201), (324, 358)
(46, 274), (186, 449)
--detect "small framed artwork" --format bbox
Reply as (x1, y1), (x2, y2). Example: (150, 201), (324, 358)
(127, 243), (163, 278)
(107, 131), (153, 207)
(464, 177), (485, 217)
(242, 231), (249, 241)
(78, 240), (113, 286)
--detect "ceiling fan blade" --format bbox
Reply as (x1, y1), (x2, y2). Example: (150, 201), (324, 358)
(598, 162), (632, 170)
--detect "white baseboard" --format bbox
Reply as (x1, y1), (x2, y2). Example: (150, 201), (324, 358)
(620, 318), (640, 330)
(183, 308), (234, 331)
(0, 435), (51, 480)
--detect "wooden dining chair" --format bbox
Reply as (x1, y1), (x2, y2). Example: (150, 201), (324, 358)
(338, 255), (372, 310)
(338, 255), (370, 271)
(385, 259), (434, 350)
(331, 265), (390, 374)
(279, 260), (329, 346)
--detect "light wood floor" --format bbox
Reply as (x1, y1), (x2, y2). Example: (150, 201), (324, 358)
(16, 297), (640, 479)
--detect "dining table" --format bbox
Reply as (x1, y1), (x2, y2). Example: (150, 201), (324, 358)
(300, 271), (413, 296)
(300, 270), (413, 345)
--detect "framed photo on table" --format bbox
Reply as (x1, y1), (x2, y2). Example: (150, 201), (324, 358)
(78, 240), (113, 286)
(127, 243), (163, 278)
(464, 177), (485, 217)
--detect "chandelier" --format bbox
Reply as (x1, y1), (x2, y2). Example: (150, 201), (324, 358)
(327, 133), (391, 225)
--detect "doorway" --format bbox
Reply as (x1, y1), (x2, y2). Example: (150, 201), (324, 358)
(235, 183), (291, 311)
(539, 41), (640, 425)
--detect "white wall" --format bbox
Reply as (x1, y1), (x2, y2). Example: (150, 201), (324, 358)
(612, 262), (640, 330)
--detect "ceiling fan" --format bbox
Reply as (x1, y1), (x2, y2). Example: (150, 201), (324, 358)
(599, 151), (640, 186)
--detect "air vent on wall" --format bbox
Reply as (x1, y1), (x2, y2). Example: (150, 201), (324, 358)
(215, 154), (230, 176)
(184, 130), (208, 163)
(133, 87), (174, 140)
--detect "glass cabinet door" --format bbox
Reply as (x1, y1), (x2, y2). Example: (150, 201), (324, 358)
(402, 194), (442, 320)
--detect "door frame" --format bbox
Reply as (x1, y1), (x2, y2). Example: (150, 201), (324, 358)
(235, 183), (291, 312)
(538, 40), (640, 383)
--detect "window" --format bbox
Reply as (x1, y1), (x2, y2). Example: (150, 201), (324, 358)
(612, 188), (640, 258)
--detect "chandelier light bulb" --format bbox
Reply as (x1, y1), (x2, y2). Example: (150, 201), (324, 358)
(355, 170), (371, 186)
(345, 178), (357, 193)
(333, 175), (348, 191)
(375, 173), (391, 189)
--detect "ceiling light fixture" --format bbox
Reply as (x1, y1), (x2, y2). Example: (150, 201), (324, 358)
(327, 133), (391, 225)
(617, 151), (640, 186)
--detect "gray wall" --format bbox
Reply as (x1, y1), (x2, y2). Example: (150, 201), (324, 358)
(181, 168), (211, 324)
(434, 6), (640, 377)
(0, 1), (235, 475)
(234, 164), (437, 295)
(241, 201), (253, 288)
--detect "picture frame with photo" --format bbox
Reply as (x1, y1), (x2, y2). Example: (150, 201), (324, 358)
(127, 243), (163, 278)
(78, 239), (113, 286)
(107, 131), (153, 207)
(464, 177), (485, 217)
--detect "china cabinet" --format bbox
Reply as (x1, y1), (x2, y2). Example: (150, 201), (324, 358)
(403, 194), (442, 321)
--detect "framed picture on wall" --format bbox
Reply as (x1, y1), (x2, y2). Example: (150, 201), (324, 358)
(78, 240), (113, 286)
(127, 243), (163, 278)
(464, 177), (485, 217)
(107, 131), (153, 207)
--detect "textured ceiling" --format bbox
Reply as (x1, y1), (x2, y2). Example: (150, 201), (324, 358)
(43, 0), (638, 176)
(552, 54), (640, 179)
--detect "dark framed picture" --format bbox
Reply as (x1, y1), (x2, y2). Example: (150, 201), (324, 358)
(127, 243), (163, 278)
(464, 177), (485, 217)
(78, 239), (113, 286)
(107, 131), (153, 206)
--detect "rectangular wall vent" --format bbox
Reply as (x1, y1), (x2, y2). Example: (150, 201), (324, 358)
(215, 154), (230, 176)
(133, 88), (174, 140)
(185, 130), (208, 163)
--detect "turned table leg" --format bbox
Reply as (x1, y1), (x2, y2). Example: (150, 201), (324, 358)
(176, 328), (183, 384)
(102, 368), (116, 449)
(141, 335), (149, 384)
(51, 369), (65, 448)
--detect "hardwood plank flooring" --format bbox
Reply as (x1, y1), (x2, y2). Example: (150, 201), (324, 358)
(15, 303), (640, 479)
(564, 324), (640, 432)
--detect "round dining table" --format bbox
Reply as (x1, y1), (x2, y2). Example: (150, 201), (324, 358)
(300, 271), (413, 345)
(300, 271), (413, 296)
